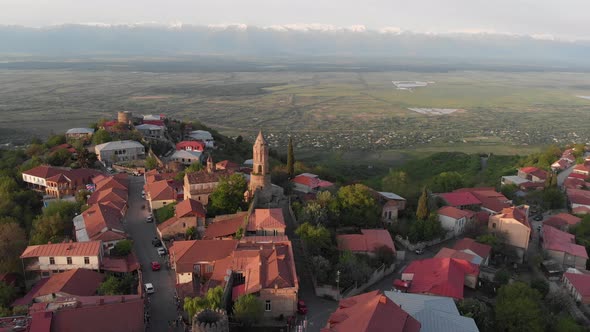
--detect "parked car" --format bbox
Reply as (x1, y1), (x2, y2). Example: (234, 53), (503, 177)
(146, 216), (153, 223)
(415, 248), (425, 255)
(151, 262), (161, 271)
(157, 247), (167, 256)
(297, 300), (308, 315)
(144, 283), (155, 294)
(106, 167), (114, 173)
(533, 214), (543, 221)
(141, 193), (146, 199)
(152, 238), (162, 247)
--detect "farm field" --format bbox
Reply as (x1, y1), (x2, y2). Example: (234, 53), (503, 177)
(1, 59), (590, 164)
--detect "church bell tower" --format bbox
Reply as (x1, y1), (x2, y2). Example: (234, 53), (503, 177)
(248, 130), (272, 201)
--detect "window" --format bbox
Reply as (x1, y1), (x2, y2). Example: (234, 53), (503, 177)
(265, 300), (271, 312)
(66, 257), (72, 265)
(182, 222), (186, 228)
(194, 265), (201, 273)
(206, 265), (214, 273)
(258, 165), (262, 174)
(492, 223), (497, 229)
(42, 272), (50, 277)
(49, 257), (55, 265)
(84, 257), (90, 264)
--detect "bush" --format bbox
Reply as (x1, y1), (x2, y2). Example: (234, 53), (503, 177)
(530, 278), (549, 298)
(233, 294), (263, 326)
(311, 256), (332, 284)
(494, 269), (511, 286)
(111, 240), (133, 257)
(155, 203), (176, 223)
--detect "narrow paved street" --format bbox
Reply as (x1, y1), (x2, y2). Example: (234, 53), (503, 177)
(125, 175), (183, 332)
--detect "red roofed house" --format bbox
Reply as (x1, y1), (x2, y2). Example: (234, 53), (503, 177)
(453, 238), (492, 266)
(437, 192), (482, 210)
(435, 248), (481, 265)
(370, 191), (406, 223)
(563, 177), (588, 190)
(488, 205), (531, 263)
(144, 179), (179, 210)
(169, 240), (239, 285)
(518, 167), (548, 182)
(322, 290), (421, 332)
(567, 188), (590, 214)
(18, 269), (104, 304)
(544, 213), (582, 231)
(401, 258), (479, 300)
(437, 206), (473, 236)
(20, 241), (103, 283)
(246, 208), (286, 236)
(552, 159), (571, 172)
(573, 163), (590, 177)
(22, 165), (102, 198)
(183, 156), (233, 204)
(157, 198), (206, 240)
(452, 188), (511, 214)
(562, 271), (590, 304)
(176, 140), (205, 152)
(291, 173), (334, 194)
(73, 203), (126, 253)
(542, 226), (588, 269)
(216, 160), (240, 172)
(337, 229), (395, 257)
(203, 212), (248, 240)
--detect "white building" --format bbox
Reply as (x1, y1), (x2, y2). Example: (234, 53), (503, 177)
(169, 150), (203, 166)
(65, 128), (94, 140)
(437, 206), (473, 236)
(188, 130), (215, 148)
(135, 124), (165, 140)
(94, 140), (145, 164)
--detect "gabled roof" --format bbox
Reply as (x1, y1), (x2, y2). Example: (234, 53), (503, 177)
(176, 141), (205, 151)
(100, 253), (140, 273)
(435, 248), (481, 265)
(453, 238), (492, 259)
(87, 187), (128, 205)
(175, 198), (206, 218)
(568, 188), (590, 206)
(322, 290), (421, 332)
(170, 149), (202, 160)
(495, 205), (531, 229)
(544, 213), (582, 229)
(247, 208), (286, 231)
(384, 292), (479, 332)
(573, 206), (590, 214)
(291, 173), (334, 189)
(170, 240), (238, 273)
(564, 272), (590, 298)
(29, 269), (104, 299)
(437, 206), (472, 220)
(438, 192), (481, 207)
(21, 241), (102, 258)
(542, 226), (588, 258)
(337, 229), (395, 253)
(185, 169), (233, 185)
(216, 160), (239, 170)
(81, 203), (124, 240)
(451, 188), (510, 213)
(520, 167), (548, 180)
(95, 140), (143, 152)
(66, 128), (95, 135)
(403, 258), (479, 300)
(574, 164), (590, 174)
(146, 180), (176, 201)
(203, 212), (248, 239)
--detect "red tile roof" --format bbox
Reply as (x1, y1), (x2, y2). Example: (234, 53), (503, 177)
(185, 169), (233, 185)
(87, 187), (127, 206)
(519, 166), (541, 174)
(29, 311), (52, 332)
(544, 213), (582, 229)
(567, 188), (590, 206)
(175, 198), (206, 218)
(403, 258), (479, 299)
(337, 229), (395, 254)
(100, 253), (140, 273)
(176, 141), (205, 152)
(438, 192), (481, 207)
(203, 212), (248, 239)
(170, 240), (238, 273)
(216, 160), (239, 171)
(23, 166), (102, 186)
(82, 203), (124, 241)
(291, 173), (334, 189)
(573, 206), (590, 214)
(564, 272), (590, 299)
(322, 290), (421, 332)
(450, 188), (510, 213)
(247, 208), (286, 232)
(145, 180), (177, 201)
(542, 226), (588, 258)
(21, 241), (102, 258)
(30, 269), (103, 300)
(496, 205), (531, 229)
(453, 238), (492, 259)
(574, 164), (590, 174)
(437, 206), (472, 219)
(435, 248), (478, 263)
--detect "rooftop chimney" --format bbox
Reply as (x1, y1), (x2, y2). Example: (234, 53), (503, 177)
(379, 295), (387, 304)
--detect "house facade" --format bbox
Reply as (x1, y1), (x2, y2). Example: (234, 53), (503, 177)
(170, 150), (203, 166)
(291, 173), (334, 194)
(562, 271), (590, 304)
(94, 140), (145, 164)
(65, 128), (94, 141)
(488, 205), (531, 263)
(437, 206), (473, 236)
(22, 166), (101, 198)
(183, 157), (232, 204)
(542, 226), (588, 270)
(157, 199), (206, 239)
(135, 124), (164, 140)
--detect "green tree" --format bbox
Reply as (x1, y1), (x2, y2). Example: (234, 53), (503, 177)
(0, 223), (27, 273)
(287, 137), (295, 178)
(92, 129), (112, 145)
(554, 316), (584, 332)
(495, 282), (544, 332)
(233, 294), (263, 326)
(530, 278), (549, 298)
(186, 227), (196, 240)
(382, 170), (410, 198)
(542, 188), (565, 210)
(208, 174), (247, 216)
(336, 184), (380, 227)
(335, 251), (373, 289)
(145, 156), (158, 170)
(296, 222), (332, 256)
(46, 148), (72, 166)
(97, 275), (135, 295)
(184, 286), (224, 319)
(0, 281), (17, 310)
(77, 148), (97, 168)
(111, 239), (133, 257)
(45, 134), (66, 148)
(457, 298), (494, 332)
(494, 269), (511, 286)
(374, 245), (396, 267)
(185, 162), (204, 173)
(30, 201), (80, 244)
(431, 171), (465, 192)
(416, 187), (429, 221)
(310, 255), (332, 284)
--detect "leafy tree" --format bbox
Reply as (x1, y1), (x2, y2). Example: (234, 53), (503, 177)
(0, 223), (27, 273)
(572, 143), (586, 158)
(310, 256), (332, 284)
(431, 171), (465, 193)
(186, 227), (196, 240)
(298, 201), (330, 225)
(287, 137), (295, 178)
(457, 298), (494, 332)
(542, 188), (565, 210)
(75, 190), (92, 205)
(296, 222), (332, 256)
(30, 201), (80, 244)
(416, 187), (429, 221)
(98, 275), (134, 295)
(495, 282), (544, 332)
(184, 286), (224, 319)
(500, 184), (519, 201)
(382, 171), (410, 198)
(494, 269), (511, 286)
(154, 203), (176, 223)
(553, 316), (584, 332)
(408, 214), (444, 242)
(233, 294), (263, 326)
(76, 148), (97, 168)
(25, 144), (46, 158)
(374, 245), (396, 267)
(185, 162), (204, 173)
(0, 282), (17, 309)
(530, 278), (549, 298)
(145, 156), (158, 170)
(335, 251), (373, 289)
(208, 174), (247, 216)
(45, 134), (66, 148)
(46, 148), (72, 166)
(336, 184), (380, 227)
(111, 239), (133, 257)
(92, 129), (112, 145)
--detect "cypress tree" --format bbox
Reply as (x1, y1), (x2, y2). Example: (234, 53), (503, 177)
(416, 187), (429, 221)
(287, 137), (295, 178)
(550, 172), (558, 187)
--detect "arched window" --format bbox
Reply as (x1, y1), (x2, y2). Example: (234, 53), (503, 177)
(258, 165), (262, 174)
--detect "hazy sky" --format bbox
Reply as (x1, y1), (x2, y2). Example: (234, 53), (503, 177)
(1, 0), (588, 39)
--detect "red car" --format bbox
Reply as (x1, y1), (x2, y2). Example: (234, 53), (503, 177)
(297, 300), (308, 315)
(151, 261), (161, 271)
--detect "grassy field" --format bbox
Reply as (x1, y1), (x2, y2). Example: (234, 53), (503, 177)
(0, 61), (589, 166)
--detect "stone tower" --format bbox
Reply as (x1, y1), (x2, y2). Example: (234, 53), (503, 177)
(248, 130), (272, 201)
(206, 154), (214, 173)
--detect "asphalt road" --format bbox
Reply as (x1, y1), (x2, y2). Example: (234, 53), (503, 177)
(125, 175), (183, 332)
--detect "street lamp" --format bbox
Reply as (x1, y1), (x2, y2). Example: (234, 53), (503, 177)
(336, 270), (341, 300)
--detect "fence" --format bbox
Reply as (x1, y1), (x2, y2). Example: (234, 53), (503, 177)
(394, 232), (454, 251)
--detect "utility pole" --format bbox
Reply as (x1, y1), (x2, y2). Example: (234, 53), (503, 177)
(336, 270), (341, 301)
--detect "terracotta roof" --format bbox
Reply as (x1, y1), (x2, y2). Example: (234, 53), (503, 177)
(93, 175), (127, 191)
(23, 165), (67, 178)
(21, 241), (102, 258)
(322, 290), (421, 332)
(544, 213), (582, 229)
(337, 229), (395, 253)
(564, 272), (590, 298)
(403, 258), (479, 300)
(496, 206), (531, 229)
(563, 177), (587, 190)
(30, 269), (103, 299)
(573, 206), (590, 214)
(175, 198), (206, 218)
(82, 203), (124, 240)
(23, 166), (102, 185)
(574, 164), (590, 174)
(100, 253), (140, 273)
(176, 141), (205, 151)
(29, 311), (52, 332)
(520, 166), (541, 174)
(145, 180), (177, 201)
(453, 238), (492, 259)
(542, 226), (588, 258)
(450, 188), (510, 213)
(203, 212), (247, 239)
(216, 160), (239, 170)
(87, 187), (127, 205)
(291, 173), (334, 189)
(170, 240), (238, 273)
(568, 189), (590, 206)
(437, 206), (472, 219)
(438, 192), (481, 207)
(435, 248), (480, 264)
(247, 208), (286, 231)
(185, 169), (233, 185)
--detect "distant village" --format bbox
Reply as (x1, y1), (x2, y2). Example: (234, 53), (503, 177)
(0, 110), (589, 332)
